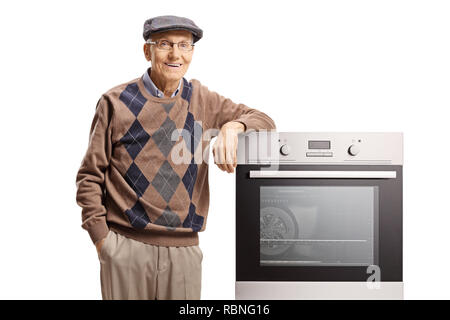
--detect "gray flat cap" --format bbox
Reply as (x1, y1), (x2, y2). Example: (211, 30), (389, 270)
(143, 15), (203, 43)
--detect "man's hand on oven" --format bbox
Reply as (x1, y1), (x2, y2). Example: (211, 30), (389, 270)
(212, 121), (245, 173)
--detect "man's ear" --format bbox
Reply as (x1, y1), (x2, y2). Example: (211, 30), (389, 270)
(143, 44), (151, 62)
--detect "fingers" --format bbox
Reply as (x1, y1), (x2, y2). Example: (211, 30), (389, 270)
(213, 130), (238, 173)
(225, 148), (234, 172)
(233, 140), (237, 168)
(213, 139), (226, 172)
(213, 140), (224, 172)
(225, 134), (236, 172)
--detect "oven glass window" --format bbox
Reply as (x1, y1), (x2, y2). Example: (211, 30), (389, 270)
(260, 186), (378, 266)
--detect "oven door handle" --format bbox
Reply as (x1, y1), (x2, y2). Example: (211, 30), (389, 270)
(249, 170), (397, 179)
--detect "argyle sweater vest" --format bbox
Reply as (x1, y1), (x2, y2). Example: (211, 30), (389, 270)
(76, 74), (276, 246)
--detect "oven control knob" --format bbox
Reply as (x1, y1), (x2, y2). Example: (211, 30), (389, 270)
(348, 144), (360, 156)
(280, 144), (291, 156)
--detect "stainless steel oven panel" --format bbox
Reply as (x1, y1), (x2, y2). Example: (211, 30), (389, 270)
(237, 132), (403, 165)
(236, 281), (404, 300)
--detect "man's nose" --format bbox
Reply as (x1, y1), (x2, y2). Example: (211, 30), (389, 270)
(168, 44), (181, 58)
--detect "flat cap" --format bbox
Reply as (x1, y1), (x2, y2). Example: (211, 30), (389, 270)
(143, 15), (203, 43)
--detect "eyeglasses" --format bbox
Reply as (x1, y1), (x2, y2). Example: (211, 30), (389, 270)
(146, 39), (195, 52)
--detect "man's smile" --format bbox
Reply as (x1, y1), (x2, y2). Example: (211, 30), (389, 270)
(165, 63), (182, 68)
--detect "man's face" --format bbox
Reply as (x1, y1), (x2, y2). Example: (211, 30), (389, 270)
(144, 30), (194, 83)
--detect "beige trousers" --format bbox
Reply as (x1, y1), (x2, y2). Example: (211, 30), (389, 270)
(98, 229), (203, 300)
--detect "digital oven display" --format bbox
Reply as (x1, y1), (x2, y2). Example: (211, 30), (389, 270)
(308, 140), (331, 149)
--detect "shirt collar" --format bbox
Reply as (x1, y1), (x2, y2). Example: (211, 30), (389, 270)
(143, 68), (182, 98)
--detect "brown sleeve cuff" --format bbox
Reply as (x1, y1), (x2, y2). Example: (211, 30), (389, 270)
(86, 220), (109, 245)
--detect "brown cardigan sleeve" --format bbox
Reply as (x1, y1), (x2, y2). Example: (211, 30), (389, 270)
(75, 95), (113, 245)
(197, 80), (276, 132)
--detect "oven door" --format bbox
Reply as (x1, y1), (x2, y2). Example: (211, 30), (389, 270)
(236, 165), (402, 282)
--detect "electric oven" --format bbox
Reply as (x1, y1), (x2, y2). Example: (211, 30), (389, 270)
(235, 132), (403, 299)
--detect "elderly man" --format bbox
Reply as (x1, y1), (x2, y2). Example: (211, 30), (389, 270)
(76, 15), (276, 300)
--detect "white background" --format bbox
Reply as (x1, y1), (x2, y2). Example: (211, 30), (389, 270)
(0, 0), (449, 299)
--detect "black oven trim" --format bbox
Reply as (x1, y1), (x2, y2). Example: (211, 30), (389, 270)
(235, 164), (402, 282)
